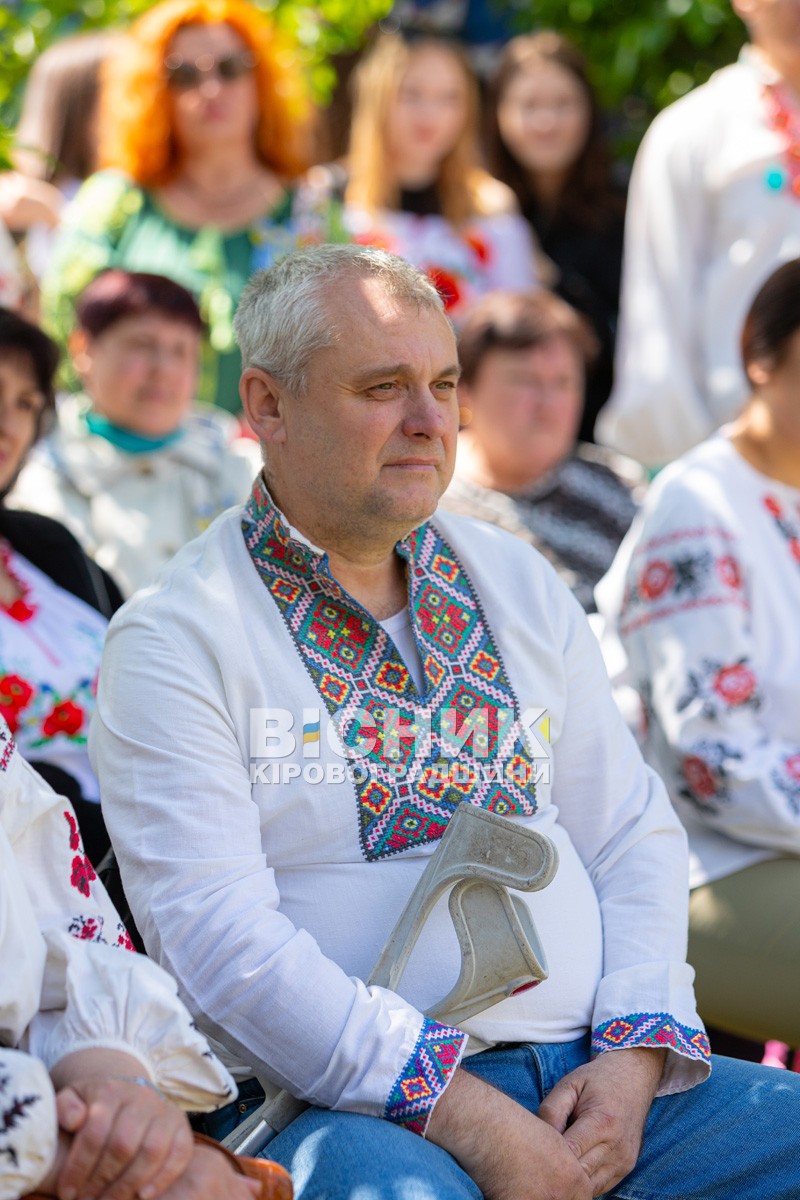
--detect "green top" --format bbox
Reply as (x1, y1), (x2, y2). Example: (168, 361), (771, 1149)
(42, 170), (345, 413)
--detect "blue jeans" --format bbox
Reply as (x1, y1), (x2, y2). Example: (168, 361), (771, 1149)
(205, 1038), (800, 1198)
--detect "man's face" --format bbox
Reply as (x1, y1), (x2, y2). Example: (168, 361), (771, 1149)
(264, 278), (460, 551)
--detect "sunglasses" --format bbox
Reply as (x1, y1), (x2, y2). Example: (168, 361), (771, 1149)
(164, 50), (257, 90)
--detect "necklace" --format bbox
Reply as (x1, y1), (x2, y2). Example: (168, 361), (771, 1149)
(763, 82), (800, 198)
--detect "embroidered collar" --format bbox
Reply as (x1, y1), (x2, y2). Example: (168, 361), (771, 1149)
(242, 474), (539, 862)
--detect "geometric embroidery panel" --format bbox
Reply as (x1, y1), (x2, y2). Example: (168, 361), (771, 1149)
(592, 1012), (711, 1063)
(242, 477), (538, 862)
(384, 1017), (466, 1135)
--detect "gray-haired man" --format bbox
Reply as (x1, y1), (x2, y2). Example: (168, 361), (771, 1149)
(93, 245), (800, 1200)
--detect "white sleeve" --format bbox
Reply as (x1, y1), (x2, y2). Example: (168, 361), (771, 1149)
(90, 616), (466, 1136)
(0, 1050), (57, 1200)
(597, 104), (715, 467)
(1, 730), (236, 1113)
(613, 492), (800, 854)
(548, 584), (709, 1094)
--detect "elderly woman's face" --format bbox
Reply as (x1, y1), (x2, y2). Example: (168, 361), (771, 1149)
(0, 354), (46, 494)
(72, 313), (200, 438)
(461, 335), (584, 486)
(165, 22), (260, 155)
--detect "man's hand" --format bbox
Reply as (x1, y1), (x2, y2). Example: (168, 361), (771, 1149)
(538, 1048), (666, 1197)
(427, 1067), (592, 1200)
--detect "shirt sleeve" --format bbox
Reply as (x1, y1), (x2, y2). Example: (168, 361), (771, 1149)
(610, 486), (800, 856)
(0, 1049), (57, 1200)
(548, 579), (710, 1095)
(90, 615), (466, 1135)
(597, 102), (716, 468)
(1, 727), (237, 1114)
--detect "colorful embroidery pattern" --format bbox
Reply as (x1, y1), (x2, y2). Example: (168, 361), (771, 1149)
(242, 479), (538, 862)
(621, 531), (747, 635)
(384, 1018), (466, 1134)
(0, 722), (14, 772)
(763, 494), (800, 568)
(676, 658), (762, 719)
(678, 740), (742, 813)
(592, 1013), (710, 1062)
(772, 753), (800, 815)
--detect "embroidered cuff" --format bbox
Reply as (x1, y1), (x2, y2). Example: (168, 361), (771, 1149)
(592, 1012), (711, 1065)
(384, 1018), (467, 1136)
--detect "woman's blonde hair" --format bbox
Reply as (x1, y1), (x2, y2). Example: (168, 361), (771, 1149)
(98, 0), (310, 186)
(346, 34), (495, 226)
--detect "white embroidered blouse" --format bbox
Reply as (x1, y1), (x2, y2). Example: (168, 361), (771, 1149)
(0, 542), (107, 803)
(90, 480), (710, 1141)
(341, 207), (539, 322)
(0, 721), (235, 1199)
(596, 434), (800, 888)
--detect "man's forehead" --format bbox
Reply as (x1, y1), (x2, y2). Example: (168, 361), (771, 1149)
(315, 275), (455, 359)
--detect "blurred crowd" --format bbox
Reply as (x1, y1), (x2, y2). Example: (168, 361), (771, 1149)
(3, 0), (800, 1194)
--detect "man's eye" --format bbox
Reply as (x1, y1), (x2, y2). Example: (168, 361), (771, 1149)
(369, 382), (396, 394)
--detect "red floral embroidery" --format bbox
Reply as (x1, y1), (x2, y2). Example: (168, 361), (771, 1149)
(64, 810), (81, 851)
(352, 230), (396, 253)
(712, 664), (758, 706)
(0, 544), (37, 622)
(682, 755), (717, 800)
(0, 673), (34, 712)
(78, 916), (99, 940)
(764, 495), (783, 518)
(43, 699), (85, 738)
(465, 232), (491, 265)
(785, 754), (800, 782)
(427, 266), (462, 311)
(70, 854), (96, 897)
(716, 555), (743, 590)
(117, 928), (135, 951)
(790, 537), (800, 564)
(638, 560), (675, 601)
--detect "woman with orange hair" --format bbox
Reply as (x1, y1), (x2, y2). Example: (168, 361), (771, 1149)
(42, 0), (336, 413)
(324, 34), (539, 320)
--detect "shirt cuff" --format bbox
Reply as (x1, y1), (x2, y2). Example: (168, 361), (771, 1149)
(592, 1012), (711, 1095)
(383, 1017), (467, 1136)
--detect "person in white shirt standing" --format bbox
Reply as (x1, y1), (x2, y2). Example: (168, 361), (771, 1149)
(92, 245), (800, 1200)
(598, 0), (800, 469)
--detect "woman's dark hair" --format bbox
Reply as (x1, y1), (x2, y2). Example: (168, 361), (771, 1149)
(458, 289), (599, 386)
(485, 31), (622, 232)
(741, 258), (800, 379)
(75, 270), (203, 338)
(0, 307), (59, 417)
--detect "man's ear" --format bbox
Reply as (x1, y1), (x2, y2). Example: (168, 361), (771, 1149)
(240, 366), (289, 445)
(69, 328), (92, 379)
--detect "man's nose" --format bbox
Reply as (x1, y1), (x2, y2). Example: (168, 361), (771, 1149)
(403, 386), (450, 437)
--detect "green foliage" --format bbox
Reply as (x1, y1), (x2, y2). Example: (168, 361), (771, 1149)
(514, 0), (748, 145)
(0, 0), (391, 130)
